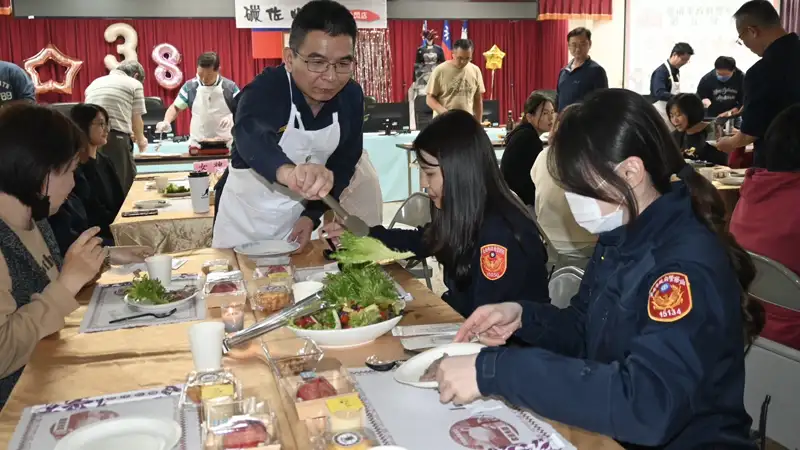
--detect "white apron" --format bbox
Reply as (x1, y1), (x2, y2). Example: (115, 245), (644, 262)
(653, 61), (680, 130)
(212, 72), (341, 248)
(189, 79), (233, 148)
(338, 151), (382, 227)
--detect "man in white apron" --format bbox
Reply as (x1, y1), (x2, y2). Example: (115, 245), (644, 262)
(212, 0), (365, 252)
(649, 43), (694, 129)
(155, 52), (239, 146)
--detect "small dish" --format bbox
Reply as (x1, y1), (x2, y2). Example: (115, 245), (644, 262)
(393, 342), (486, 389)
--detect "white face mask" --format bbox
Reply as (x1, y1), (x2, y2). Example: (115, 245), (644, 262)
(564, 191), (624, 234)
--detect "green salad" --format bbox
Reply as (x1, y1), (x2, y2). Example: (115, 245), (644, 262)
(331, 231), (414, 265)
(125, 273), (196, 305)
(291, 264), (404, 330)
(165, 183), (189, 194)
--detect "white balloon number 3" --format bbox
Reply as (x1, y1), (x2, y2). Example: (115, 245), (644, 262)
(104, 23), (139, 71)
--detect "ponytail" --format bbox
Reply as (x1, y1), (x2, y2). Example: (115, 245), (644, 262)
(677, 165), (765, 347)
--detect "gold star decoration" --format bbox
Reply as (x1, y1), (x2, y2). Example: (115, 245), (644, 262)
(23, 44), (84, 95)
(483, 45), (506, 71)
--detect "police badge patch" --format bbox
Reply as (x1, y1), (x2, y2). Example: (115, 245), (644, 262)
(480, 244), (508, 281)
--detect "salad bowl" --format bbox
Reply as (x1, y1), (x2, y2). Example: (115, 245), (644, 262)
(289, 309), (404, 348)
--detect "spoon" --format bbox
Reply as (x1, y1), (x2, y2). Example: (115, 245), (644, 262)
(365, 355), (407, 372)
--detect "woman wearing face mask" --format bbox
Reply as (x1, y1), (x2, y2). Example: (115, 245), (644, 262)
(500, 92), (555, 206)
(322, 110), (551, 319)
(49, 104), (125, 255)
(667, 93), (728, 166)
(0, 104), (108, 409)
(439, 89), (764, 449)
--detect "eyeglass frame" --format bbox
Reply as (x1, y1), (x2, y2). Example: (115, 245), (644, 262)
(291, 49), (357, 74)
(90, 120), (110, 131)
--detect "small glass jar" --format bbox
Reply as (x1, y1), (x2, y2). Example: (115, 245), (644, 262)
(252, 285), (293, 314)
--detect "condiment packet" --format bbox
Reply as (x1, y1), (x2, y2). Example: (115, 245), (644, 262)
(400, 335), (456, 351)
(392, 323), (462, 337)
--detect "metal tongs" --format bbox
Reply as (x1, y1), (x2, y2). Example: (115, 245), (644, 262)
(222, 291), (329, 352)
(302, 155), (369, 237)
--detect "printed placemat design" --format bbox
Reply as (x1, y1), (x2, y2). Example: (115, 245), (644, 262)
(80, 274), (205, 333)
(8, 385), (202, 450)
(349, 368), (575, 450)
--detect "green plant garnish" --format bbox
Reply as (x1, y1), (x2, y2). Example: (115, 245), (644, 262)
(125, 273), (170, 304)
(165, 183), (189, 194)
(331, 231), (414, 265)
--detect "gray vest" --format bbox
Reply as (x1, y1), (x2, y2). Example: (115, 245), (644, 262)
(0, 219), (62, 409)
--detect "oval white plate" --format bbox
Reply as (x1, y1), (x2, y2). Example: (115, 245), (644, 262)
(292, 281), (325, 302)
(718, 176), (744, 186)
(54, 417), (181, 450)
(394, 342), (486, 389)
(122, 284), (198, 313)
(162, 191), (190, 198)
(134, 199), (170, 209)
(234, 239), (300, 257)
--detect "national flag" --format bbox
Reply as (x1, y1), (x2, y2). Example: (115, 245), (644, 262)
(461, 20), (469, 40)
(442, 20), (452, 60)
(251, 29), (285, 59)
(421, 20), (428, 47)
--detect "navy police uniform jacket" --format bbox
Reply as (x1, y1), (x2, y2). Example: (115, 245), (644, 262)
(370, 207), (550, 318)
(476, 182), (754, 449)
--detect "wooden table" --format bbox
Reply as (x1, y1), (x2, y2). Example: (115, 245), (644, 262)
(0, 243), (621, 449)
(110, 172), (214, 253)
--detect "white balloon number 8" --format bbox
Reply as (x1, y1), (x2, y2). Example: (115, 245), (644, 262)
(104, 23), (139, 71)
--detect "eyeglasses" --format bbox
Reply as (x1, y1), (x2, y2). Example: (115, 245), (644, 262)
(91, 121), (110, 130)
(292, 50), (356, 74)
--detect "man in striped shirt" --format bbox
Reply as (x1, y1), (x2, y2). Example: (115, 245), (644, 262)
(84, 61), (147, 192)
(155, 52), (239, 147)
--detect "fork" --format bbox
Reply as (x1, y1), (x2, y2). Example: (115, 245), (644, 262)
(109, 308), (178, 324)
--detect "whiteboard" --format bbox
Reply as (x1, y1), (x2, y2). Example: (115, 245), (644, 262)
(624, 0), (781, 95)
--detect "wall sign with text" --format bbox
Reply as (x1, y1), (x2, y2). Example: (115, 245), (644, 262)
(234, 0), (387, 29)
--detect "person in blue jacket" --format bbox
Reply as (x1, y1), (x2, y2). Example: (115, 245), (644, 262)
(322, 110), (551, 319)
(440, 89), (765, 449)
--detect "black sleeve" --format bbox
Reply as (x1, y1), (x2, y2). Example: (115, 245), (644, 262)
(696, 75), (712, 101)
(47, 195), (89, 257)
(594, 66), (609, 90)
(468, 215), (550, 314)
(735, 72), (745, 107)
(650, 67), (672, 102)
(500, 129), (540, 206)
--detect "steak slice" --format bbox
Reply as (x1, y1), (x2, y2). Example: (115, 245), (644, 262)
(419, 353), (449, 382)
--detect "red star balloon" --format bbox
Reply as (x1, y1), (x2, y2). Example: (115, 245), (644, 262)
(23, 44), (84, 95)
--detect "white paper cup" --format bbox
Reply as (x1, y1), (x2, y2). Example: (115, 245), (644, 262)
(292, 281), (324, 303)
(188, 172), (210, 214)
(188, 322), (225, 371)
(155, 176), (169, 192)
(698, 167), (715, 183)
(145, 254), (173, 285)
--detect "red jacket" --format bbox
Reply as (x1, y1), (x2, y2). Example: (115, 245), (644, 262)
(730, 168), (800, 350)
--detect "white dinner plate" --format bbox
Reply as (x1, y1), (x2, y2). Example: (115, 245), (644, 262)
(122, 282), (199, 313)
(393, 342), (486, 389)
(134, 199), (170, 209)
(163, 191), (191, 198)
(54, 417), (181, 450)
(718, 176), (744, 186)
(234, 239), (300, 257)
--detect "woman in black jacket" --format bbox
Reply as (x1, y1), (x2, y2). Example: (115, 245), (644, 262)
(500, 92), (555, 206)
(49, 104), (125, 254)
(668, 93), (729, 166)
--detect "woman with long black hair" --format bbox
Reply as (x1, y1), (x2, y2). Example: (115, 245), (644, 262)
(441, 89), (763, 449)
(500, 92), (555, 206)
(322, 110), (550, 318)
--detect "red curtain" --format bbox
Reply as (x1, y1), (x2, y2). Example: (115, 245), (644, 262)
(538, 0), (612, 20)
(0, 15), (567, 133)
(389, 19), (568, 119)
(0, 15), (281, 135)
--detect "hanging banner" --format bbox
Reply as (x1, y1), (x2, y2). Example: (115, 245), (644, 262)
(234, 0), (387, 29)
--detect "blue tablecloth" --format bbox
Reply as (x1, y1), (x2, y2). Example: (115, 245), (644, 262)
(136, 128), (507, 203)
